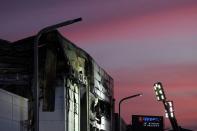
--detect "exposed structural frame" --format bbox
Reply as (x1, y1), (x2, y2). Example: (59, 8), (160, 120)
(33, 18), (82, 131)
(153, 82), (180, 131)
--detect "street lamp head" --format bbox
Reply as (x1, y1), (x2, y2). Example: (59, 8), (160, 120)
(153, 82), (166, 101)
(136, 93), (143, 97)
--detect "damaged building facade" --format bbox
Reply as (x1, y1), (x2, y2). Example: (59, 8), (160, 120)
(0, 30), (114, 131)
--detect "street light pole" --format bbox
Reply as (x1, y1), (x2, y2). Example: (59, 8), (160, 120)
(33, 18), (82, 131)
(118, 93), (143, 131)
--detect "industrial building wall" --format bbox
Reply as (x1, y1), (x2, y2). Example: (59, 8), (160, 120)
(0, 31), (114, 131)
(39, 80), (66, 131)
(39, 77), (81, 131)
(90, 61), (113, 131)
(0, 89), (28, 131)
(60, 34), (114, 131)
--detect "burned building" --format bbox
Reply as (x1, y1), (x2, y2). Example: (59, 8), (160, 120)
(0, 29), (114, 131)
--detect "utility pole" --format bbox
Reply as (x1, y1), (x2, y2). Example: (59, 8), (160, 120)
(33, 18), (82, 131)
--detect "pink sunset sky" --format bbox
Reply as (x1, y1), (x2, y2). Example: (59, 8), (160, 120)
(1, 0), (197, 130)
